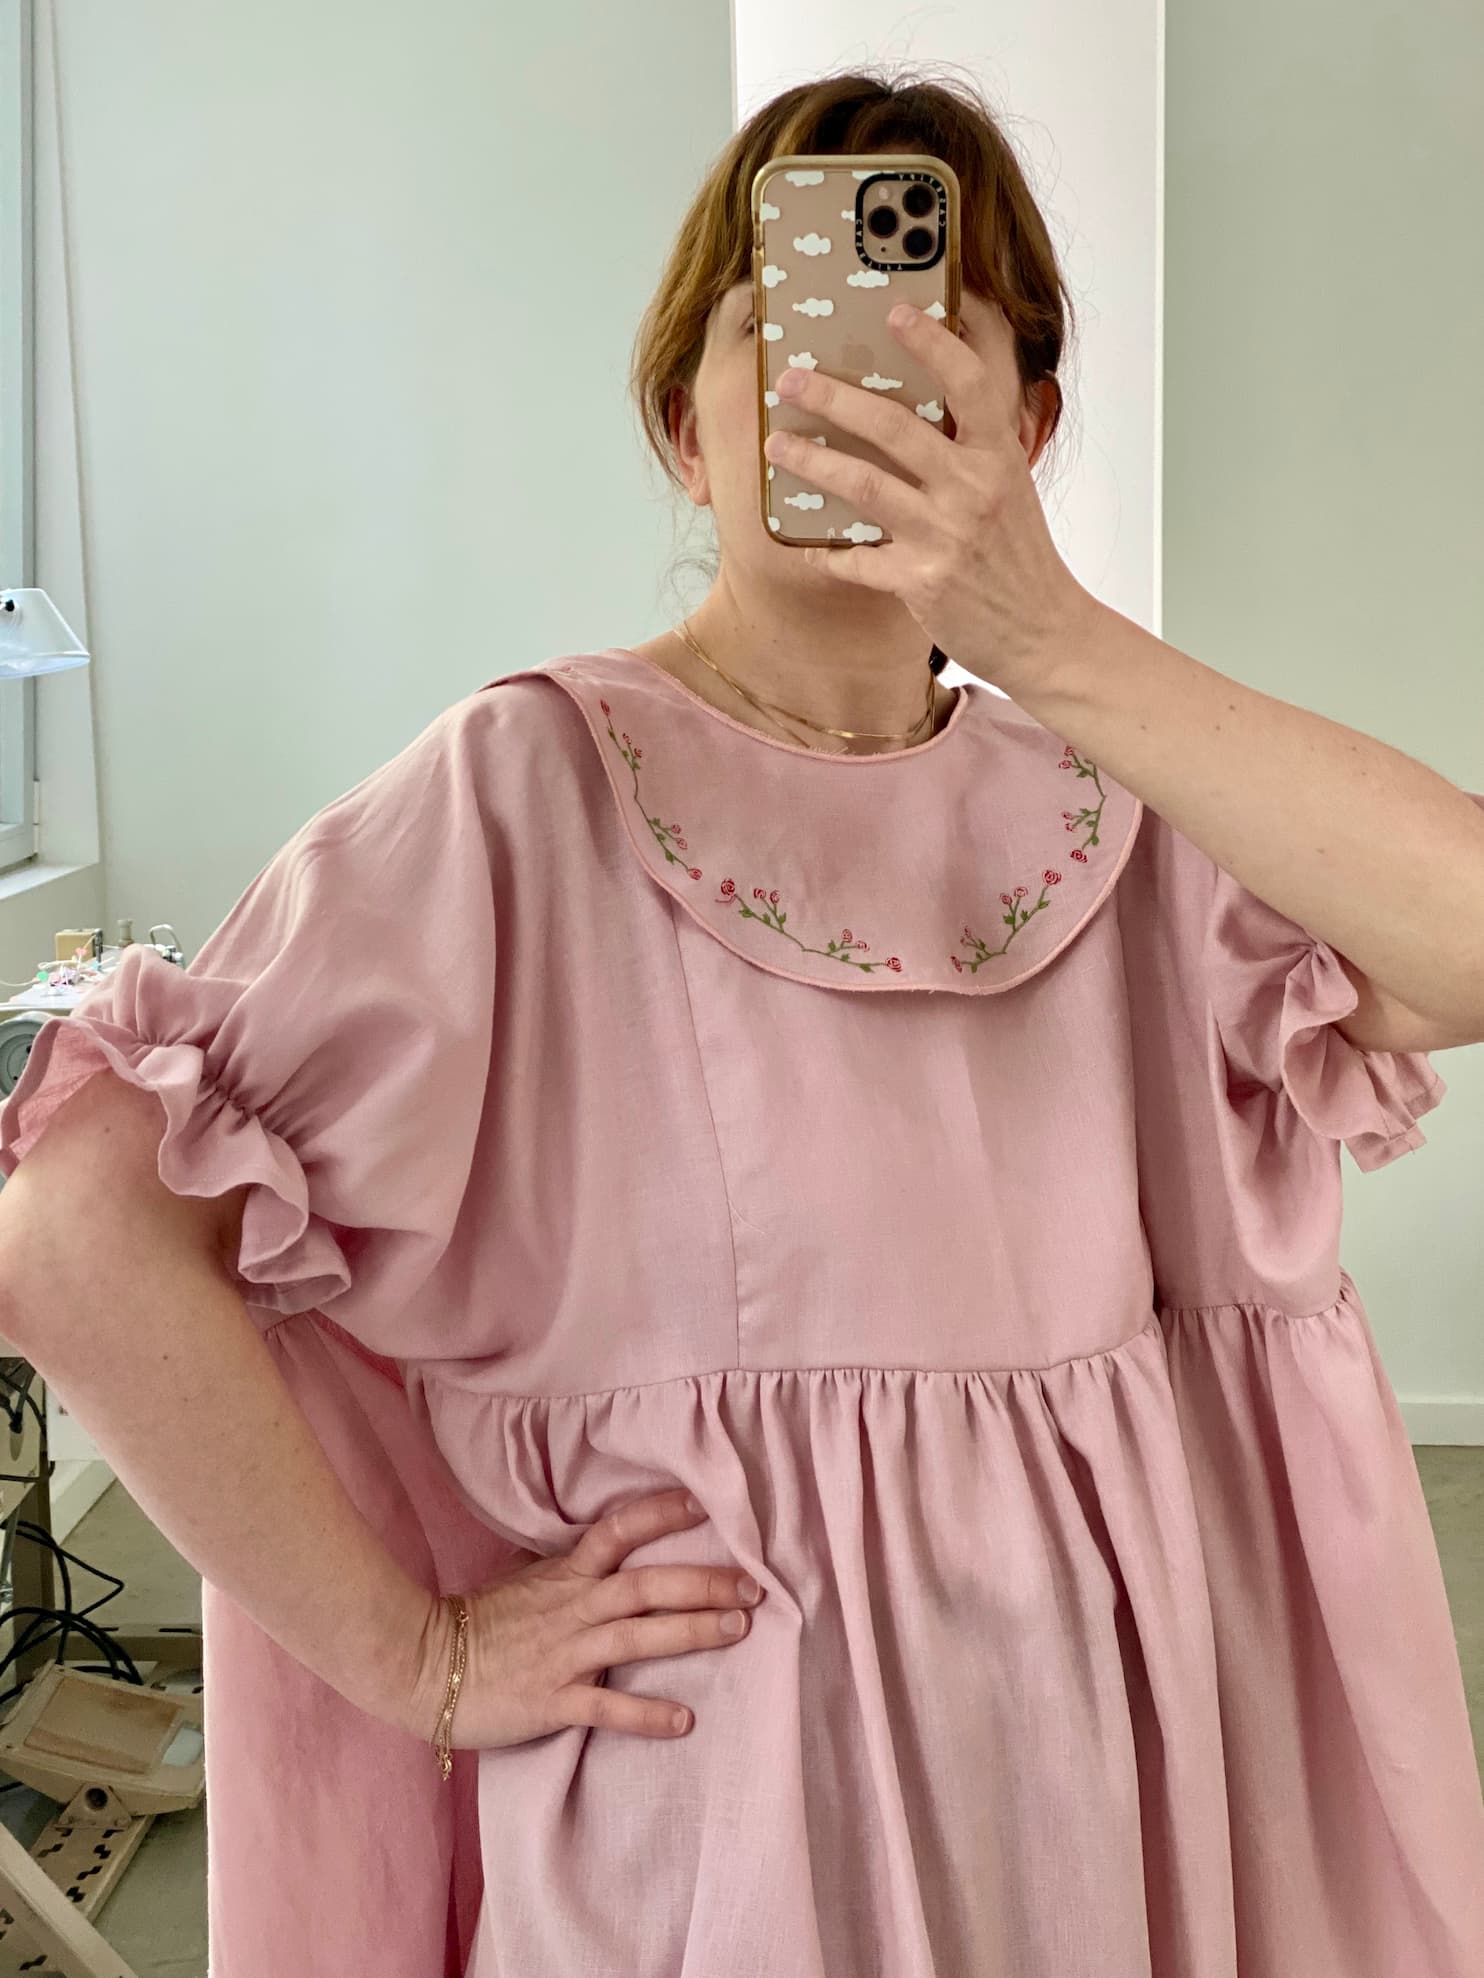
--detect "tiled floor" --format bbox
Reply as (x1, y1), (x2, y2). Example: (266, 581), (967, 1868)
(1, 1452), (1482, 1976)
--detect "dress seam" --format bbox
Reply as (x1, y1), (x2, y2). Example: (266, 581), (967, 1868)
(402, 1284), (1375, 1404)
(1158, 1269), (1358, 1322)
(414, 1315), (1173, 1401)
(268, 1287), (1367, 1399)
(664, 887), (743, 1370)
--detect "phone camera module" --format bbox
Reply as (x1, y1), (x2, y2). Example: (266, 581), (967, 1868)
(858, 172), (946, 270)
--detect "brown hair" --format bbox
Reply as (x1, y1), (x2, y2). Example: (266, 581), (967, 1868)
(630, 65), (1078, 511)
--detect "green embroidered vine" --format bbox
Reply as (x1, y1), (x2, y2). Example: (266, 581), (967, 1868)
(950, 744), (1107, 975)
(714, 880), (902, 974)
(599, 698), (902, 974)
(600, 701), (703, 877)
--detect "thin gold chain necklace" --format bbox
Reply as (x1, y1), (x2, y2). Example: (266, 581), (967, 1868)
(671, 617), (938, 754)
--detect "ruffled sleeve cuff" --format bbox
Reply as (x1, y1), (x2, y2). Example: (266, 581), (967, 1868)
(1205, 867), (1451, 1175)
(1269, 935), (1448, 1172)
(0, 987), (354, 1315)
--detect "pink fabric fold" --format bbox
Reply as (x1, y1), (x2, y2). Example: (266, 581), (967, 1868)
(1163, 1280), (1484, 1976)
(203, 1316), (521, 1974)
(1205, 860), (1449, 1173)
(0, 1007), (354, 1312)
(405, 1323), (1240, 1975)
(0, 690), (502, 1346)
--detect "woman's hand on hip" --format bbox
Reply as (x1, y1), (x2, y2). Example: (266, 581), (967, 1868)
(396, 1488), (765, 1750)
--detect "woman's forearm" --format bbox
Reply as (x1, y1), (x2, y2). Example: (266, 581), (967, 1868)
(0, 1210), (435, 1730)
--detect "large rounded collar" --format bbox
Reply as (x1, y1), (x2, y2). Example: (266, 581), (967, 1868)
(503, 647), (1144, 995)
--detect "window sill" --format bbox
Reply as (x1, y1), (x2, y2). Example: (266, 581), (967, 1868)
(0, 860), (98, 903)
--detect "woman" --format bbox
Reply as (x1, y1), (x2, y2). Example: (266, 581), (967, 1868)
(1, 69), (1482, 1978)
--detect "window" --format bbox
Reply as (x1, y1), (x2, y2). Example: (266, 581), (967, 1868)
(0, 0), (37, 879)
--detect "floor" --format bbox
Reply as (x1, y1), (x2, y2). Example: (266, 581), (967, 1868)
(0, 1450), (1481, 1976)
(0, 1478), (205, 1978)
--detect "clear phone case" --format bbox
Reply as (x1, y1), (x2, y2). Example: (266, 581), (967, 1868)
(752, 153), (961, 548)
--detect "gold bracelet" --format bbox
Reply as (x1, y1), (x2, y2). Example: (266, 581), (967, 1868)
(432, 1592), (470, 1782)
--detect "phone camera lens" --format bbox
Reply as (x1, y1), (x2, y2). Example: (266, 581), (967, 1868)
(902, 182), (936, 219)
(865, 204), (898, 241)
(901, 226), (935, 259)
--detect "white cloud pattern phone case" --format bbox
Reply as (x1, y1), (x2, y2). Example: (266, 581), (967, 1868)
(752, 152), (961, 549)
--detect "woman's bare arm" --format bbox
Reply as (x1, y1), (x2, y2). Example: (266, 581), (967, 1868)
(0, 1064), (440, 1729)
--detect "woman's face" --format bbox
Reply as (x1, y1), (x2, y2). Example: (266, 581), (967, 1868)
(669, 281), (1052, 598)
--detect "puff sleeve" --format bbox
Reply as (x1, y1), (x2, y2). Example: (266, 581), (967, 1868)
(1202, 788), (1484, 1174)
(0, 693), (501, 1347)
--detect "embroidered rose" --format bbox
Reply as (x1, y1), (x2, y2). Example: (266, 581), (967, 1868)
(717, 879), (901, 972)
(951, 869), (1065, 974)
(1056, 746), (1106, 860)
(949, 747), (1107, 971)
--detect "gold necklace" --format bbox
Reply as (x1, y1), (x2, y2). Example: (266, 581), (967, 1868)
(671, 618), (939, 754)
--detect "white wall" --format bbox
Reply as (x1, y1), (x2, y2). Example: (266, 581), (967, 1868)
(12, 0), (733, 961)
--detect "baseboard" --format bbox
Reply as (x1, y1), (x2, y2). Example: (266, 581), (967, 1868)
(1398, 1398), (1484, 1449)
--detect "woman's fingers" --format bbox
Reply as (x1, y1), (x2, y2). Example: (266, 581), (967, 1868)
(555, 1681), (696, 1740)
(565, 1487), (708, 1581)
(559, 1601), (752, 1688)
(548, 1489), (766, 1740)
(578, 1560), (763, 1625)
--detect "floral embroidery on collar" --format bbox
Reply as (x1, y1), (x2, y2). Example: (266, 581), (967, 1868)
(950, 744), (1109, 974)
(596, 693), (1111, 984)
(599, 698), (901, 972)
(715, 879), (902, 974)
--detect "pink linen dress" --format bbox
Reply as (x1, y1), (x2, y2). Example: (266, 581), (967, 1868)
(1, 645), (1481, 1978)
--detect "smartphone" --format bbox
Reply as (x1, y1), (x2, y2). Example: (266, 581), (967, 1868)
(751, 152), (961, 549)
